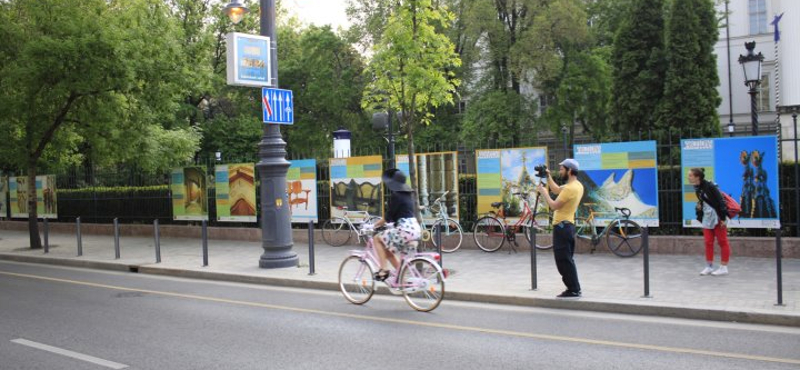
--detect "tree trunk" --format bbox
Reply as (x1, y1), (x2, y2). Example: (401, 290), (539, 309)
(405, 113), (423, 223)
(27, 161), (42, 249)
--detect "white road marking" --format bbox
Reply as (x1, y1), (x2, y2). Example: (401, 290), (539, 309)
(11, 339), (128, 369)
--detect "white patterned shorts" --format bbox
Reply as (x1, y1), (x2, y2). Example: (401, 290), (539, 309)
(378, 217), (421, 254)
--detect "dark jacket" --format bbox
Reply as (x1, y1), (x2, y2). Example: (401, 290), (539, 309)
(385, 191), (415, 223)
(695, 179), (728, 223)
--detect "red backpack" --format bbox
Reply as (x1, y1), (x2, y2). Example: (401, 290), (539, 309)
(719, 189), (741, 219)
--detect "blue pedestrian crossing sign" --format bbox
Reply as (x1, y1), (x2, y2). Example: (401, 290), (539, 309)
(262, 87), (294, 125)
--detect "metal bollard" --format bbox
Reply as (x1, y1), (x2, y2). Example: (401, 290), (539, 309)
(114, 218), (120, 259)
(76, 217), (82, 257)
(529, 226), (537, 291)
(308, 221), (315, 275)
(642, 226), (651, 298)
(776, 229), (784, 306)
(43, 218), (49, 254)
(154, 219), (161, 263)
(435, 224), (443, 268)
(202, 220), (208, 267)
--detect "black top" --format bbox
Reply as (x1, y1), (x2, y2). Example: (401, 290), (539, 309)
(694, 179), (728, 222)
(385, 191), (415, 223)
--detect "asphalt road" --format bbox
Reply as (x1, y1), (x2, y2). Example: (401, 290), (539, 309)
(0, 261), (798, 370)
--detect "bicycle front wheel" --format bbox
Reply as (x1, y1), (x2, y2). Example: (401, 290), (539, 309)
(472, 216), (505, 252)
(525, 212), (554, 250)
(574, 217), (595, 251)
(432, 218), (463, 253)
(401, 258), (445, 312)
(606, 219), (643, 257)
(338, 256), (375, 304)
(322, 217), (352, 247)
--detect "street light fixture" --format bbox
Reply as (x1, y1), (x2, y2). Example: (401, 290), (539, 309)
(223, 1), (249, 24)
(738, 41), (764, 136)
(223, 0), (298, 269)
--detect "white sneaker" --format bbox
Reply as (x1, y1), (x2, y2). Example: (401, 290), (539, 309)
(700, 266), (714, 276)
(712, 266), (728, 276)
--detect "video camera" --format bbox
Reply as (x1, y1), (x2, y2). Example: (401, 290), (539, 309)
(534, 164), (548, 179)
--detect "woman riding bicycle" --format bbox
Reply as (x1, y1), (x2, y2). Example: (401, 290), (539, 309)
(372, 168), (421, 281)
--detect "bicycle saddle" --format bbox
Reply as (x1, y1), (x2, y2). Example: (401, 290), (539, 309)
(490, 202), (504, 208)
(615, 207), (632, 218)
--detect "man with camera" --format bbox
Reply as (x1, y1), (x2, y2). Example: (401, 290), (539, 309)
(536, 159), (584, 298)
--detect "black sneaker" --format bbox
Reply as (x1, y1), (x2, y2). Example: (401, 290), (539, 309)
(556, 290), (581, 299)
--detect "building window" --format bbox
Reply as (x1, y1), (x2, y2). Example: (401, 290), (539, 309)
(539, 95), (553, 116)
(749, 0), (767, 35)
(757, 74), (770, 112)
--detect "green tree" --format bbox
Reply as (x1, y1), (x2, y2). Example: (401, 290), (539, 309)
(362, 0), (461, 218)
(658, 0), (721, 137)
(0, 0), (199, 248)
(611, 0), (667, 134)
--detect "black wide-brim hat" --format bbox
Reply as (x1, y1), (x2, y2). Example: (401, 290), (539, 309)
(382, 168), (413, 192)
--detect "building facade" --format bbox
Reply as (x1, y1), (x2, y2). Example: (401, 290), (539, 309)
(715, 0), (799, 160)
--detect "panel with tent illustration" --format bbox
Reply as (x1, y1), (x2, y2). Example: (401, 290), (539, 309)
(396, 152), (459, 223)
(215, 163), (257, 222)
(475, 147), (548, 221)
(681, 136), (780, 229)
(574, 141), (659, 227)
(329, 156), (383, 219)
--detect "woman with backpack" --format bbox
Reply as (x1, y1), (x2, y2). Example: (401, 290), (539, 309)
(688, 168), (730, 276)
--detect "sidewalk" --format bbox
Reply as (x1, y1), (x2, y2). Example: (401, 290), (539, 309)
(0, 229), (798, 326)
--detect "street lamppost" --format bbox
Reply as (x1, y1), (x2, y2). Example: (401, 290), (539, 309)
(727, 122), (735, 137)
(372, 111), (396, 168)
(224, 0), (298, 268)
(561, 123), (569, 156)
(738, 41), (764, 136)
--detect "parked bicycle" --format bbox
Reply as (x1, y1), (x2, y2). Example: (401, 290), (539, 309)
(575, 203), (643, 257)
(419, 190), (464, 253)
(338, 223), (446, 312)
(472, 192), (553, 252)
(322, 204), (381, 247)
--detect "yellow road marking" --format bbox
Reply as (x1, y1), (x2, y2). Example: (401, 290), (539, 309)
(2, 270), (798, 365)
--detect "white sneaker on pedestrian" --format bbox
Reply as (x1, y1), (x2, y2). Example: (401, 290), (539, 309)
(700, 266), (714, 276)
(712, 265), (728, 276)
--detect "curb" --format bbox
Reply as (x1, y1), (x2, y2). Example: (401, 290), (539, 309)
(2, 253), (798, 327)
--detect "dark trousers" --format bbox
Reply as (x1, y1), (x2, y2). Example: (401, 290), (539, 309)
(553, 221), (581, 293)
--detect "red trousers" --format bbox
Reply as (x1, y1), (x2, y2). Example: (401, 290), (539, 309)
(703, 224), (730, 264)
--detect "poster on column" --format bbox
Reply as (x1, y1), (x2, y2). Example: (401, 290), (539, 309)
(9, 177), (26, 218)
(0, 173), (7, 218)
(396, 152), (460, 223)
(215, 164), (257, 222)
(329, 156), (383, 219)
(287, 159), (318, 223)
(574, 141), (659, 226)
(38, 175), (58, 219)
(475, 147), (548, 221)
(171, 166), (209, 221)
(681, 136), (780, 229)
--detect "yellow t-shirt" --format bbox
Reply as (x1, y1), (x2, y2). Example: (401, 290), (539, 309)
(552, 180), (584, 225)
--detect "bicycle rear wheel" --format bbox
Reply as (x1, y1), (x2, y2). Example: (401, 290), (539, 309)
(401, 258), (445, 312)
(525, 212), (554, 250)
(432, 218), (463, 253)
(606, 219), (643, 257)
(338, 256), (375, 304)
(322, 217), (352, 247)
(472, 216), (505, 252)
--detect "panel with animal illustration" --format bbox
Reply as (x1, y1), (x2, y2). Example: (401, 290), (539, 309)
(287, 159), (318, 223)
(574, 141), (659, 227)
(396, 152), (459, 223)
(171, 166), (209, 221)
(215, 164), (257, 222)
(329, 156), (383, 219)
(8, 175), (57, 219)
(681, 136), (780, 229)
(475, 147), (548, 222)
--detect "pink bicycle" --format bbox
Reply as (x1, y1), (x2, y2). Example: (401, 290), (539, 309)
(337, 224), (446, 312)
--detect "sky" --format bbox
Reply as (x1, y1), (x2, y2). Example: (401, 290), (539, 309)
(285, 0), (351, 30)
